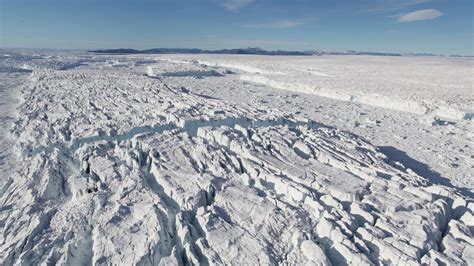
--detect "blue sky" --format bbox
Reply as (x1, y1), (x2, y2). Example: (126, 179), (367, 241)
(1, 0), (473, 55)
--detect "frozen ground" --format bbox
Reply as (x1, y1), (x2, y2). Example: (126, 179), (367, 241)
(0, 49), (473, 265)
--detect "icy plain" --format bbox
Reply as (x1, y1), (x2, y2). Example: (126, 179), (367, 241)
(0, 50), (473, 265)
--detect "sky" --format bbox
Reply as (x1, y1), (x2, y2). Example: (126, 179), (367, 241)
(1, 0), (473, 55)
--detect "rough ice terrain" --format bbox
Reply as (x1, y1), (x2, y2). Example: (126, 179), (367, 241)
(0, 49), (473, 265)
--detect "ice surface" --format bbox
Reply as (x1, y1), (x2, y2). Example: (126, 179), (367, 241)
(0, 49), (472, 265)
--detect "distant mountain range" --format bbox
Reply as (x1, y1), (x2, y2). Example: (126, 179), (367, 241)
(89, 47), (404, 56)
(89, 48), (474, 57)
(309, 50), (402, 56)
(90, 47), (309, 56)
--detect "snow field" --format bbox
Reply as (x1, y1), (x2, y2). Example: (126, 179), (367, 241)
(0, 50), (472, 265)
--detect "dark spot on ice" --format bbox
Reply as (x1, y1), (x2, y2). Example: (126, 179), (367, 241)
(432, 117), (456, 126)
(87, 187), (99, 194)
(180, 86), (190, 93)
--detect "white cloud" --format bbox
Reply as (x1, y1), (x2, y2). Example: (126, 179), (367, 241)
(219, 0), (255, 11)
(397, 9), (443, 22)
(243, 20), (304, 29)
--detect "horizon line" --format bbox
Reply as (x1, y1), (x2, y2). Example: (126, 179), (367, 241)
(1, 46), (473, 58)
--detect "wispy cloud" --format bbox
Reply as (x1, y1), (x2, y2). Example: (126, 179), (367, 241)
(218, 0), (255, 11)
(397, 0), (431, 7)
(366, 0), (431, 12)
(396, 9), (443, 22)
(243, 19), (305, 29)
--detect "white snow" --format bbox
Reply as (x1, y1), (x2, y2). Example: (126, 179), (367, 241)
(0, 49), (472, 265)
